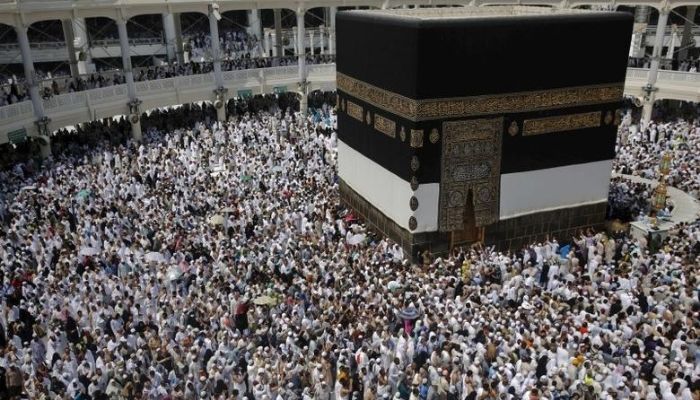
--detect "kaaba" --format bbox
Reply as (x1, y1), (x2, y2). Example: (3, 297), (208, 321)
(336, 6), (633, 259)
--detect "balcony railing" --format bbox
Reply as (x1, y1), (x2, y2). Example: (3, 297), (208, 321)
(0, 37), (165, 51)
(625, 67), (700, 84)
(0, 63), (338, 143)
(9, 65), (700, 144)
(90, 37), (164, 47)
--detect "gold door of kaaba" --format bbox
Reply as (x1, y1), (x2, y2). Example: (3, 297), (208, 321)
(439, 118), (502, 248)
(450, 190), (485, 248)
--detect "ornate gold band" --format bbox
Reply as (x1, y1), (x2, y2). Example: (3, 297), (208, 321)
(373, 113), (396, 138)
(337, 72), (624, 122)
(523, 111), (602, 136)
(346, 100), (363, 122)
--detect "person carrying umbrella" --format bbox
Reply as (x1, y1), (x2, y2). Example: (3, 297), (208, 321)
(233, 293), (250, 333)
(397, 306), (420, 336)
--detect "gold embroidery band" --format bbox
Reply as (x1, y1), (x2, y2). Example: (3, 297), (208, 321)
(522, 111), (601, 136)
(338, 73), (418, 120)
(346, 100), (364, 122)
(373, 113), (396, 138)
(337, 72), (623, 122)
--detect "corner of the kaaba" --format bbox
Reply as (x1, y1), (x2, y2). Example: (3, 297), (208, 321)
(336, 7), (634, 258)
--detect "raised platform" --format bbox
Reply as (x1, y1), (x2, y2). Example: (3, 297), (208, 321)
(615, 173), (700, 245)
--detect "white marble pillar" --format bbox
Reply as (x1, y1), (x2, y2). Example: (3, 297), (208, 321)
(293, 27), (299, 55)
(264, 29), (272, 58)
(216, 103), (226, 121)
(329, 7), (336, 55)
(16, 25), (42, 114)
(665, 25), (678, 60)
(329, 6), (337, 28)
(297, 9), (307, 116)
(642, 9), (669, 123)
(172, 13), (185, 63)
(679, 6), (697, 61)
(116, 18), (136, 99)
(163, 13), (178, 63)
(72, 17), (92, 75)
(61, 19), (80, 78)
(17, 23), (51, 156)
(38, 136), (51, 159)
(208, 5), (226, 122)
(271, 32), (278, 57)
(320, 26), (326, 55)
(308, 30), (315, 56)
(630, 6), (650, 58)
(116, 17), (141, 141)
(273, 8), (283, 58)
(130, 119), (142, 142)
(208, 5), (224, 88)
(247, 9), (262, 40)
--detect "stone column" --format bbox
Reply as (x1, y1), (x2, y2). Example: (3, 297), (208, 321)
(293, 27), (299, 55)
(208, 5), (226, 122)
(17, 25), (42, 113)
(208, 4), (224, 88)
(320, 26), (326, 55)
(61, 19), (80, 78)
(116, 17), (142, 141)
(247, 9), (262, 40)
(129, 118), (142, 142)
(665, 25), (678, 60)
(116, 18), (136, 99)
(274, 9), (283, 59)
(263, 29), (271, 57)
(213, 87), (227, 122)
(679, 6), (697, 61)
(308, 30), (315, 56)
(247, 9), (262, 58)
(329, 7), (336, 55)
(35, 118), (52, 159)
(642, 8), (669, 124)
(215, 106), (226, 122)
(329, 6), (337, 28)
(17, 22), (51, 157)
(297, 9), (308, 116)
(173, 13), (185, 64)
(72, 17), (92, 75)
(630, 6), (650, 58)
(271, 32), (278, 57)
(163, 13), (178, 63)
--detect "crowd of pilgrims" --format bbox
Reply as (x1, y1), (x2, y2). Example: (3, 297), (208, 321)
(0, 28), (335, 104)
(627, 57), (700, 72)
(0, 94), (699, 400)
(614, 112), (700, 199)
(606, 177), (652, 222)
(29, 53), (333, 100)
(186, 30), (262, 62)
